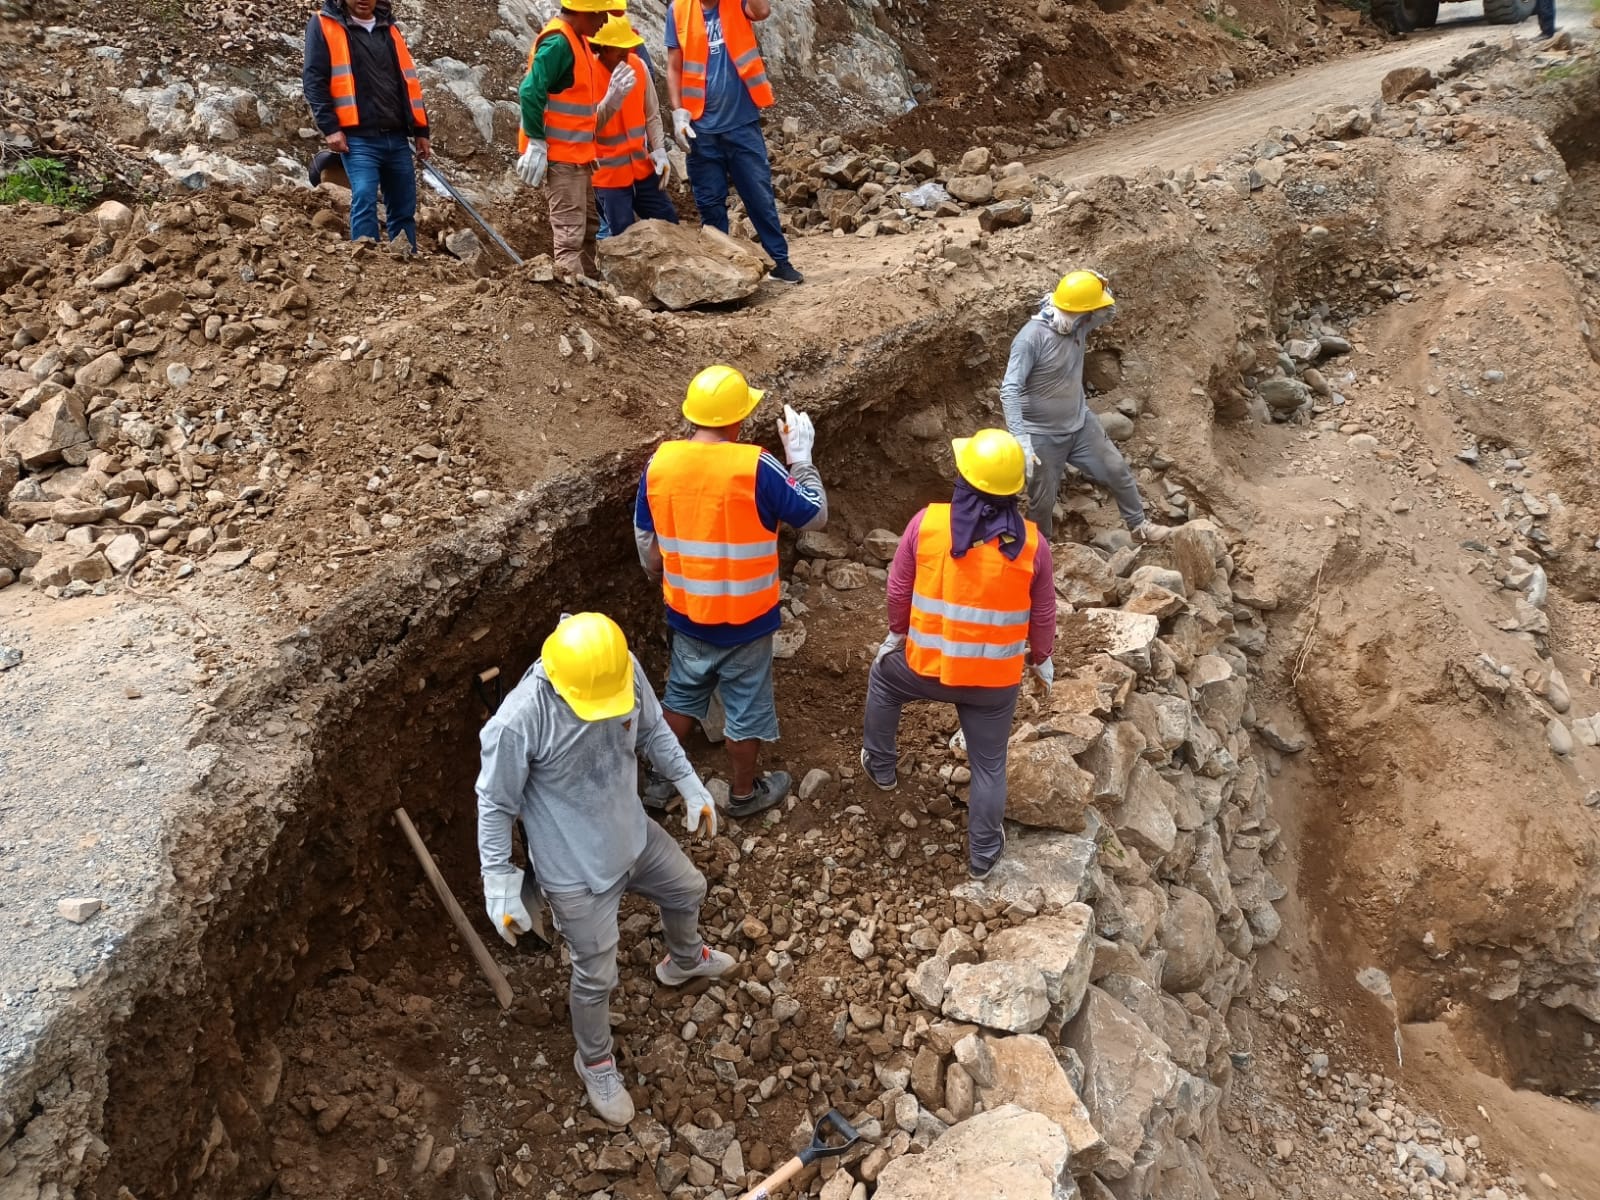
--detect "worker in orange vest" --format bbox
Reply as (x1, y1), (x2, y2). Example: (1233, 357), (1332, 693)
(302, 0), (431, 252)
(588, 15), (679, 236)
(634, 366), (828, 820)
(666, 0), (802, 284)
(861, 430), (1058, 881)
(514, 0), (641, 277)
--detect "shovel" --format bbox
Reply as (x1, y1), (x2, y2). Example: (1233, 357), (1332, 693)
(738, 1110), (862, 1200)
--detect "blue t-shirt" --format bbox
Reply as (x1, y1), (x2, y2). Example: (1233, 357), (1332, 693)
(665, 0), (762, 135)
(636, 449), (824, 646)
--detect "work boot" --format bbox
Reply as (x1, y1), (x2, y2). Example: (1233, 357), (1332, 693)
(1132, 521), (1171, 544)
(655, 944), (736, 987)
(727, 771), (790, 819)
(573, 1052), (635, 1126)
(859, 748), (897, 792)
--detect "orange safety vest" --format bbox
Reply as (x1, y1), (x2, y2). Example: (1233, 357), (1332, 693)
(906, 504), (1040, 689)
(644, 441), (780, 627)
(519, 18), (600, 163)
(593, 54), (652, 189)
(318, 14), (427, 131)
(673, 0), (774, 120)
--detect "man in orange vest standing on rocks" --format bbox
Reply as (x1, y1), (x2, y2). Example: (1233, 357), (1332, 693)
(861, 430), (1058, 882)
(303, 0), (431, 252)
(515, 0), (641, 276)
(666, 0), (802, 285)
(588, 15), (679, 237)
(634, 366), (827, 820)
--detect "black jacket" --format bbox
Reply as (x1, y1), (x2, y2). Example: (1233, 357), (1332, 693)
(303, 1), (429, 138)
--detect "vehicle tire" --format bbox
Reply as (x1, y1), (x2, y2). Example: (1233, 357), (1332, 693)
(1370, 0), (1416, 32)
(1415, 0), (1441, 25)
(1482, 0), (1535, 23)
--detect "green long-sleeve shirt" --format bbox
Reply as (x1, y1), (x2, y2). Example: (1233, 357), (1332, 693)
(519, 31), (576, 141)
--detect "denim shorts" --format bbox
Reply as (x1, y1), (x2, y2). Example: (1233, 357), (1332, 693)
(664, 632), (779, 742)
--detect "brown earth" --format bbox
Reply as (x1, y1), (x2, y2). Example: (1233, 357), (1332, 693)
(3, 8), (1600, 1200)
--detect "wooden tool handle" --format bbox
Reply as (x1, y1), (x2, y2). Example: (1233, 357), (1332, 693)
(394, 807), (514, 1010)
(740, 1156), (804, 1200)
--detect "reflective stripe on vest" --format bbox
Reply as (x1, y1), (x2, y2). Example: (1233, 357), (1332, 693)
(644, 441), (780, 627)
(673, 0), (775, 121)
(905, 504), (1039, 689)
(519, 18), (599, 162)
(593, 53), (653, 189)
(318, 15), (427, 131)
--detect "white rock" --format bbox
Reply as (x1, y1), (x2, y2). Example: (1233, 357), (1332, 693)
(942, 962), (1049, 1033)
(58, 897), (103, 924)
(872, 1106), (1072, 1200)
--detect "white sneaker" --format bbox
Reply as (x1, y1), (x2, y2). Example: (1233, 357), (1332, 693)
(655, 945), (735, 987)
(574, 1052), (635, 1126)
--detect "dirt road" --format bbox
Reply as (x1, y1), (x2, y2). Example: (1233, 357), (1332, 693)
(1039, 4), (1590, 186)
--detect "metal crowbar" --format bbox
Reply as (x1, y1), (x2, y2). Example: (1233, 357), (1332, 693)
(416, 153), (525, 266)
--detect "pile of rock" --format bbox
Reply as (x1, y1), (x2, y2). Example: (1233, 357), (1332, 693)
(1241, 321), (1356, 424)
(766, 137), (1052, 239)
(792, 519), (1291, 1199)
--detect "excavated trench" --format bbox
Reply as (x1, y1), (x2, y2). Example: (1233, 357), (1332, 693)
(49, 93), (1600, 1194)
(85, 321), (1008, 1200)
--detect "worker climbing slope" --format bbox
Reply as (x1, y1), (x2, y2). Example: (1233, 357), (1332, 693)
(1001, 270), (1168, 542)
(514, 0), (639, 277)
(476, 613), (732, 1127)
(861, 430), (1057, 881)
(635, 366), (827, 819)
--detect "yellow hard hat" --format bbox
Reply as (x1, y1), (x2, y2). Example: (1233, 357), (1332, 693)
(683, 364), (764, 427)
(1052, 270), (1115, 314)
(561, 0), (617, 12)
(590, 14), (644, 48)
(952, 429), (1026, 497)
(541, 613), (635, 722)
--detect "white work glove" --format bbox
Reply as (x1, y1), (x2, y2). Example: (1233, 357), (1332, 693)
(484, 868), (533, 946)
(651, 146), (672, 187)
(672, 107), (697, 153)
(603, 62), (638, 108)
(1016, 432), (1037, 482)
(1030, 657), (1055, 686)
(875, 632), (906, 663)
(516, 140), (549, 188)
(779, 404), (815, 466)
(677, 773), (719, 839)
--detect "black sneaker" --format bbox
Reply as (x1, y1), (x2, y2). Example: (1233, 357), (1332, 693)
(727, 771), (791, 818)
(768, 262), (804, 285)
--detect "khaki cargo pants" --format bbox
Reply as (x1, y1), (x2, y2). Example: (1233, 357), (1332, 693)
(546, 161), (600, 278)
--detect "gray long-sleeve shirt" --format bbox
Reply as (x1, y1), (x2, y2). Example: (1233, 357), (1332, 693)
(1000, 304), (1117, 438)
(476, 654), (695, 894)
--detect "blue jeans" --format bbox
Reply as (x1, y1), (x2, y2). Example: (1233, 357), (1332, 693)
(342, 131), (417, 250)
(596, 172), (681, 238)
(664, 632), (779, 742)
(686, 120), (789, 268)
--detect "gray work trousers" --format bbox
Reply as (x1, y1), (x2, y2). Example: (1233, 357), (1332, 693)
(543, 819), (707, 1064)
(861, 650), (1020, 872)
(1026, 412), (1146, 538)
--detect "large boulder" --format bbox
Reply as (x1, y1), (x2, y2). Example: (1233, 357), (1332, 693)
(942, 961), (1050, 1033)
(979, 1034), (1107, 1172)
(1110, 761), (1178, 861)
(952, 828), (1097, 909)
(598, 220), (772, 310)
(0, 519), (41, 571)
(3, 393), (90, 469)
(1060, 609), (1160, 675)
(872, 1105), (1077, 1200)
(983, 906), (1096, 1021)
(1006, 738), (1097, 831)
(1063, 988), (1180, 1180)
(1157, 887), (1219, 994)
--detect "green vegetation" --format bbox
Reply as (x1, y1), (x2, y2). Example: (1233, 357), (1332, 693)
(1543, 60), (1596, 82)
(1203, 9), (1252, 39)
(0, 157), (97, 209)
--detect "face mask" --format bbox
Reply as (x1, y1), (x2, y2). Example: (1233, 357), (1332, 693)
(1047, 307), (1077, 335)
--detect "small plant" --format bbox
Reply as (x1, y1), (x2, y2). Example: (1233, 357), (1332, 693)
(0, 157), (96, 209)
(1202, 8), (1252, 39)
(1544, 60), (1595, 82)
